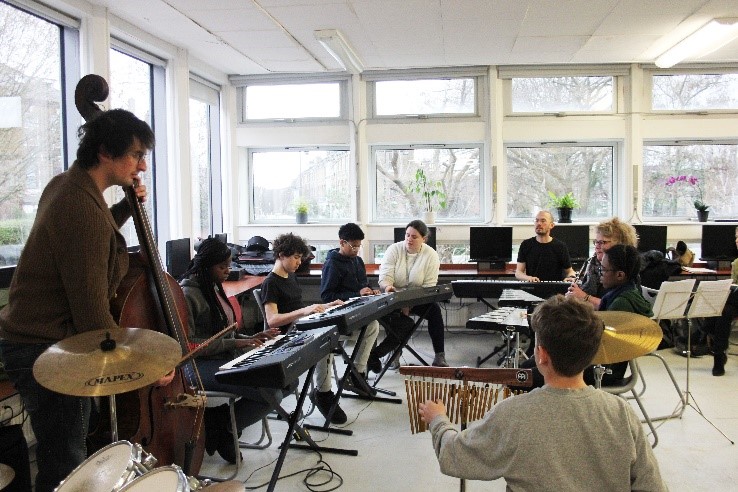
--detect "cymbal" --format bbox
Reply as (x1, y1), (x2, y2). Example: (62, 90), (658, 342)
(591, 311), (662, 365)
(33, 328), (182, 397)
(0, 463), (14, 490)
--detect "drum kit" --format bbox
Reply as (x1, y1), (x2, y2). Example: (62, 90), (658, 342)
(29, 328), (244, 492)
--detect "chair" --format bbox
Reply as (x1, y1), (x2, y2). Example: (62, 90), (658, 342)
(199, 390), (242, 481)
(600, 360), (659, 448)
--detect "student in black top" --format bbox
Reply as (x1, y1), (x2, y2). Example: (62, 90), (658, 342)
(515, 211), (576, 282)
(261, 233), (345, 423)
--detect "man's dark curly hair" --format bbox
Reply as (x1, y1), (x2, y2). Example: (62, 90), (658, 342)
(76, 109), (155, 169)
(272, 233), (311, 259)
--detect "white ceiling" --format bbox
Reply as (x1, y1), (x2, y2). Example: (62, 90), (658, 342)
(88, 0), (738, 75)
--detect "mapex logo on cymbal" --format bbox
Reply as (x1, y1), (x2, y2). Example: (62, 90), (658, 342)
(86, 372), (144, 386)
(515, 370), (529, 382)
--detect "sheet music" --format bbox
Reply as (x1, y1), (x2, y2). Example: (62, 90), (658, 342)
(652, 279), (695, 320)
(687, 279), (732, 318)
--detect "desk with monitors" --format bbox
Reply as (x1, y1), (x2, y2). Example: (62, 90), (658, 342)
(633, 225), (667, 254)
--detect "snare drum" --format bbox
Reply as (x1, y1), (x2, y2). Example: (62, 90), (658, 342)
(55, 440), (150, 491)
(118, 466), (190, 492)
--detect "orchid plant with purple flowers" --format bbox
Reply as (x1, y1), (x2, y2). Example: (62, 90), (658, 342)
(665, 175), (709, 211)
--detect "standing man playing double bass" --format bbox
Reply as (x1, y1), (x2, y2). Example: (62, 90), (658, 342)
(0, 109), (160, 491)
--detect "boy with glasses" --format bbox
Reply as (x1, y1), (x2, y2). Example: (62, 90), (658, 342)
(316, 224), (381, 416)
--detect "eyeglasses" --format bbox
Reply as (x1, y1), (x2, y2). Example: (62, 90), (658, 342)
(128, 151), (149, 164)
(592, 239), (612, 246)
(597, 266), (618, 275)
(341, 240), (361, 251)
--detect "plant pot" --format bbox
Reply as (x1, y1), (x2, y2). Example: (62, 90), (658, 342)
(556, 207), (573, 223)
(423, 211), (436, 225)
(696, 210), (709, 222)
(296, 211), (308, 224)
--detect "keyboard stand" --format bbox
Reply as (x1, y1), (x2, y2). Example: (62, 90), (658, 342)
(373, 303), (433, 388)
(260, 367), (357, 491)
(321, 326), (402, 426)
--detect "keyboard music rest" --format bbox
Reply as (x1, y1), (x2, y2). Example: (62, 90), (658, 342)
(452, 279), (570, 300)
(295, 293), (393, 335)
(390, 284), (453, 309)
(215, 326), (340, 388)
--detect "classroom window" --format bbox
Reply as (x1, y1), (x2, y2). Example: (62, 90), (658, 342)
(510, 76), (614, 113)
(373, 78), (476, 117)
(651, 73), (738, 111)
(243, 82), (341, 120)
(0, 3), (77, 266)
(506, 144), (614, 219)
(642, 143), (738, 219)
(373, 146), (482, 222)
(250, 149), (351, 223)
(189, 78), (222, 240)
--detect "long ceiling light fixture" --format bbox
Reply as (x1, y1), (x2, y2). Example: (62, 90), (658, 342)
(314, 29), (364, 74)
(655, 18), (738, 68)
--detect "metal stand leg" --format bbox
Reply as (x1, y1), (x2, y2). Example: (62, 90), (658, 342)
(680, 320), (734, 444)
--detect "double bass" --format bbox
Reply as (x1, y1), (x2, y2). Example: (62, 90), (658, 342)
(76, 75), (206, 475)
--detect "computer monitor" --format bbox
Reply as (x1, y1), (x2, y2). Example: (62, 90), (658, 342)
(214, 233), (227, 244)
(633, 225), (667, 254)
(394, 226), (436, 251)
(165, 238), (192, 279)
(469, 227), (513, 263)
(700, 225), (738, 261)
(551, 225), (590, 262)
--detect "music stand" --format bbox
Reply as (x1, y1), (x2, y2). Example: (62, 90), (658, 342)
(683, 279), (734, 443)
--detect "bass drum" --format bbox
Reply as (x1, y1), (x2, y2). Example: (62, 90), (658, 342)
(118, 466), (189, 492)
(55, 441), (150, 491)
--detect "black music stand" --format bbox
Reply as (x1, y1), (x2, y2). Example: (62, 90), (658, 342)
(682, 279), (734, 444)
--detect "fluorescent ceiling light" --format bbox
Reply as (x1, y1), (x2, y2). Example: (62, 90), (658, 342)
(655, 18), (738, 68)
(314, 29), (364, 74)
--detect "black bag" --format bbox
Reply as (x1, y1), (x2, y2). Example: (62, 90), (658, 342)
(639, 250), (682, 290)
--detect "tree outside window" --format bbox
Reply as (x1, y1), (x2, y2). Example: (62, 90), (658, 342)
(374, 147), (481, 222)
(510, 76), (613, 113)
(506, 145), (613, 219)
(642, 144), (738, 219)
(189, 98), (212, 239)
(652, 73), (738, 111)
(0, 4), (64, 265)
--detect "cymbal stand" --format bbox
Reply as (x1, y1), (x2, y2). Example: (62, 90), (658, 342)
(109, 395), (118, 441)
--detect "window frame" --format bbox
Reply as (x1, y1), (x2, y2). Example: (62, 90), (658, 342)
(503, 141), (619, 222)
(499, 65), (627, 116)
(231, 73), (351, 123)
(364, 67), (487, 121)
(248, 146), (353, 225)
(370, 143), (486, 224)
(645, 65), (738, 114)
(641, 139), (738, 222)
(189, 75), (223, 238)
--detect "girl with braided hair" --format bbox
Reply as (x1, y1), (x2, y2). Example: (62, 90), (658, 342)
(180, 237), (283, 464)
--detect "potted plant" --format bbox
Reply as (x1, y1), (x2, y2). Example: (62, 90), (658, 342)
(407, 168), (447, 224)
(295, 200), (309, 224)
(665, 175), (710, 222)
(547, 191), (579, 223)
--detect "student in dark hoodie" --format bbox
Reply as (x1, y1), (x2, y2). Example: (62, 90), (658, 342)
(314, 223), (381, 414)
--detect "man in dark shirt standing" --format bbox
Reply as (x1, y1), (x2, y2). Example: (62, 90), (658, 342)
(515, 211), (576, 282)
